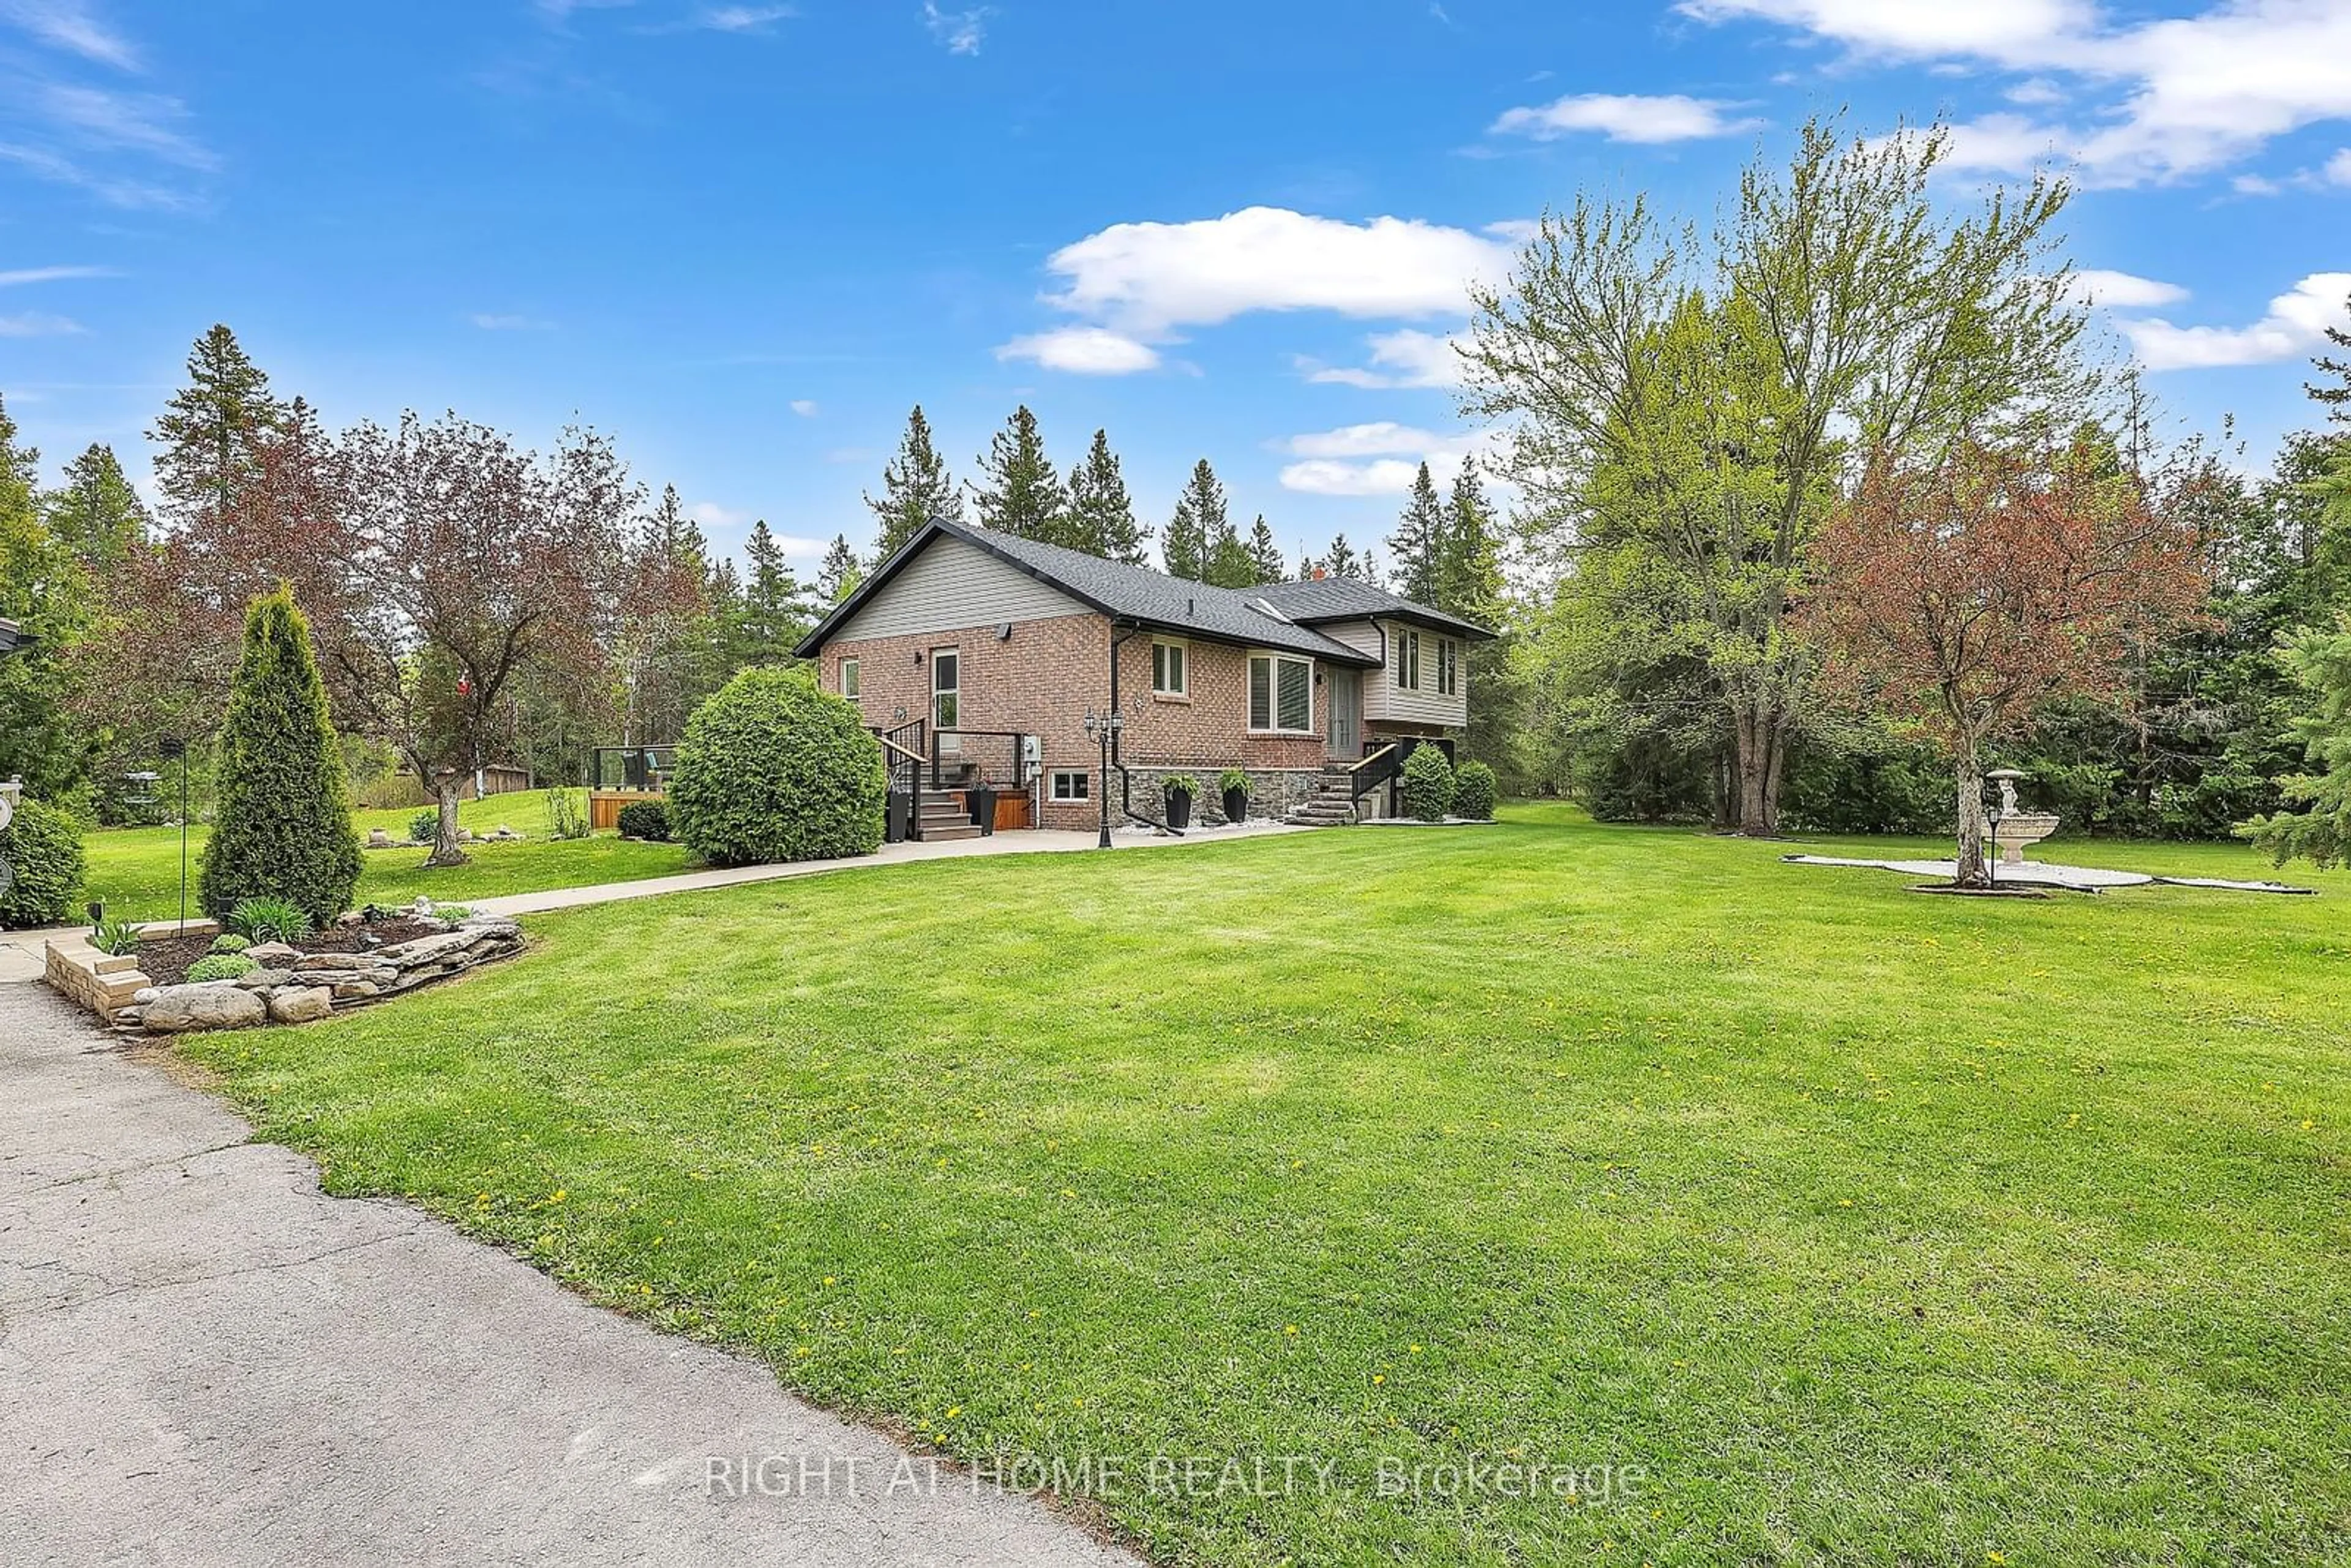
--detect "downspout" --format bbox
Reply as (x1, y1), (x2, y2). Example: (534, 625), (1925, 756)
(1108, 620), (1181, 836)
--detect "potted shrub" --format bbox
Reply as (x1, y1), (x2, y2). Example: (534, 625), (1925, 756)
(1219, 768), (1251, 823)
(1163, 773), (1201, 831)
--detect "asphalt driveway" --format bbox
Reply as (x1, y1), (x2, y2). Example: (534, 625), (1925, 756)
(0, 984), (1130, 1567)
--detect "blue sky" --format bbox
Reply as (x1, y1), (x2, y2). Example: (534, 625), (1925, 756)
(3, 0), (2347, 577)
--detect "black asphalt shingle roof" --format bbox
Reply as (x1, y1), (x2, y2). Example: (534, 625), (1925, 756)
(796, 520), (1397, 664)
(1252, 576), (1496, 639)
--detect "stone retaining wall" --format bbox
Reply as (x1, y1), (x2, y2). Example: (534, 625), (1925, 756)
(44, 913), (525, 1033)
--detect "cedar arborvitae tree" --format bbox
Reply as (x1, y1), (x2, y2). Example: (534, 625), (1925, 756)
(198, 584), (362, 925)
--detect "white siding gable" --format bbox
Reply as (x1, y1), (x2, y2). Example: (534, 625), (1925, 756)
(835, 536), (1089, 642)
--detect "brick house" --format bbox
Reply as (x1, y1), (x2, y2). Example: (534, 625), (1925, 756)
(793, 520), (1494, 835)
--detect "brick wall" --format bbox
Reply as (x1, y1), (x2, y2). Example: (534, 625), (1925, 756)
(820, 617), (1342, 831)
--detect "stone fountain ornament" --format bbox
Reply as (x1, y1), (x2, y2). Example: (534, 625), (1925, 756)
(1985, 768), (2060, 867)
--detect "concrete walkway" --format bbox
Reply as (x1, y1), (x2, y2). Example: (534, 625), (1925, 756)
(0, 983), (1131, 1566)
(0, 820), (1308, 982)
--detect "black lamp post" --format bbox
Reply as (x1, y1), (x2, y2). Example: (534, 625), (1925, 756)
(1081, 708), (1125, 849)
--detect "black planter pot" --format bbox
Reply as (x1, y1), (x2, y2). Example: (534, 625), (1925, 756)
(1222, 786), (1248, 823)
(1165, 789), (1193, 830)
(968, 784), (997, 836)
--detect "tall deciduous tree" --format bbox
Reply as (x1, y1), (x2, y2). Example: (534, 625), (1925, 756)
(1066, 429), (1147, 561)
(1463, 119), (2093, 835)
(972, 405), (1067, 541)
(198, 584), (362, 924)
(1163, 460), (1224, 581)
(1804, 438), (2210, 887)
(1389, 463), (1445, 604)
(331, 414), (669, 865)
(866, 405), (962, 561)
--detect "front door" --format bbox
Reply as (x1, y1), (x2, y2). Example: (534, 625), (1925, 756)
(1327, 667), (1360, 760)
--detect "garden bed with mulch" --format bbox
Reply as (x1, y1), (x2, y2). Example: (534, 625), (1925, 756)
(135, 915), (443, 988)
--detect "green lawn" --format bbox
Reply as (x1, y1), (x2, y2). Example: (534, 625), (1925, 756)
(81, 789), (694, 922)
(179, 807), (2351, 1564)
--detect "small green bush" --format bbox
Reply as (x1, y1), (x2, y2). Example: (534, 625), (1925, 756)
(0, 795), (86, 929)
(433, 904), (474, 921)
(93, 917), (144, 956)
(186, 952), (258, 983)
(209, 932), (252, 955)
(546, 787), (590, 841)
(615, 800), (670, 841)
(1401, 745), (1457, 823)
(410, 809), (438, 844)
(1218, 768), (1251, 797)
(198, 587), (362, 926)
(1454, 760), (1498, 822)
(226, 895), (313, 945)
(670, 669), (887, 866)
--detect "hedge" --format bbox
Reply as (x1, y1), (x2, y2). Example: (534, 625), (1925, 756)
(669, 669), (886, 866)
(0, 795), (85, 928)
(198, 586), (363, 926)
(1454, 760), (1498, 821)
(1401, 745), (1457, 823)
(615, 799), (670, 841)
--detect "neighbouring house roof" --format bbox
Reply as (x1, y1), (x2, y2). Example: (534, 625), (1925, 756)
(1251, 576), (1497, 640)
(795, 519), (1387, 666)
(0, 617), (26, 659)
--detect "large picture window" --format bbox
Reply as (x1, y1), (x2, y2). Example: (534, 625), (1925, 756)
(1248, 654), (1313, 733)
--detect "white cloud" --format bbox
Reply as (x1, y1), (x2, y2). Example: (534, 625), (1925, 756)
(1490, 92), (1765, 144)
(2233, 173), (2284, 196)
(33, 83), (213, 170)
(0, 310), (83, 336)
(789, 398), (820, 416)
(0, 264), (113, 287)
(1682, 0), (2351, 185)
(1277, 424), (1501, 495)
(691, 4), (793, 31)
(0, 141), (189, 208)
(2328, 149), (2351, 187)
(1303, 328), (1467, 390)
(469, 312), (552, 330)
(689, 501), (751, 529)
(2118, 271), (2351, 370)
(0, 0), (140, 70)
(1040, 207), (1512, 337)
(922, 1), (991, 54)
(996, 325), (1161, 375)
(2066, 268), (2188, 309)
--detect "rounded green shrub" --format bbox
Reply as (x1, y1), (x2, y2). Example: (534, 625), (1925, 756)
(209, 932), (253, 955)
(186, 951), (258, 983)
(0, 795), (86, 928)
(409, 809), (438, 844)
(198, 587), (362, 927)
(1401, 745), (1458, 823)
(1454, 760), (1498, 822)
(669, 669), (887, 867)
(615, 799), (670, 841)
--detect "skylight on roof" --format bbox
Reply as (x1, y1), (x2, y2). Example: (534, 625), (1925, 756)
(1245, 597), (1292, 623)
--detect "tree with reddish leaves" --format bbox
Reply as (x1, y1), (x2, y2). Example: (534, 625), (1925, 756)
(328, 413), (662, 865)
(1803, 437), (2212, 887)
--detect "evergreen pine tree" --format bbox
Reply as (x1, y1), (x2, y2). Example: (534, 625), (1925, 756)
(865, 405), (963, 561)
(1436, 457), (1505, 621)
(198, 584), (362, 925)
(2312, 289), (2351, 425)
(148, 324), (287, 529)
(1320, 532), (1360, 581)
(1205, 517), (1256, 588)
(1389, 462), (1444, 604)
(1247, 516), (1285, 585)
(1163, 459), (1224, 581)
(1065, 429), (1147, 561)
(42, 443), (149, 568)
(971, 406), (1067, 540)
(737, 519), (814, 667)
(817, 534), (862, 603)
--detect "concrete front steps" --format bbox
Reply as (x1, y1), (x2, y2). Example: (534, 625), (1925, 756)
(1284, 763), (1363, 827)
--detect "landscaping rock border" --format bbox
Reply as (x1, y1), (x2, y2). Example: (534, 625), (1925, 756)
(45, 911), (525, 1034)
